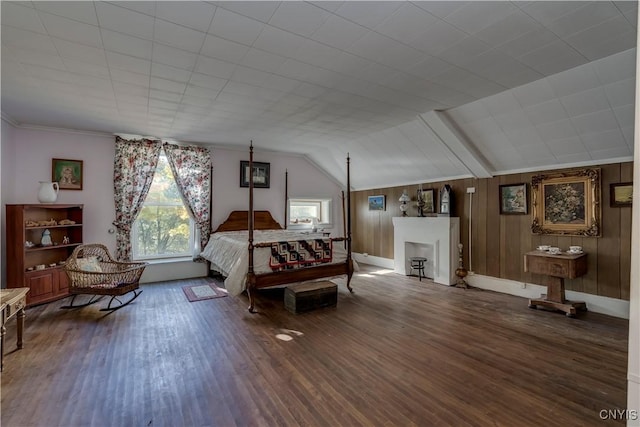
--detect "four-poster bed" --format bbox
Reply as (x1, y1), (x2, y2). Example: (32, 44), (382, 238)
(201, 144), (354, 312)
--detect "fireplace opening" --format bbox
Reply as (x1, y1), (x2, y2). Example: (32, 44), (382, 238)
(405, 242), (434, 279)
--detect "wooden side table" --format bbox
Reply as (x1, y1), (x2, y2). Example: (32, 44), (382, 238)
(1, 287), (29, 371)
(524, 251), (587, 317)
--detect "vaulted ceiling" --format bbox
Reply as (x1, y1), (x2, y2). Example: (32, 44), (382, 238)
(1, 1), (637, 189)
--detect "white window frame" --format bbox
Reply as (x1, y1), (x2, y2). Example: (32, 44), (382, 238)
(287, 197), (333, 230)
(131, 154), (196, 261)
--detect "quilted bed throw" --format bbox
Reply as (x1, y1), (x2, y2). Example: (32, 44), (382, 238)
(269, 239), (333, 271)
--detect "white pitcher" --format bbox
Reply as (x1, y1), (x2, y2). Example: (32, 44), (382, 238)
(37, 181), (59, 203)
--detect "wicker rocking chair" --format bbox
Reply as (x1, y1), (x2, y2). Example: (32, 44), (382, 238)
(62, 244), (147, 311)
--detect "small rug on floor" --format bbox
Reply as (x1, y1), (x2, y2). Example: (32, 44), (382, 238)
(183, 283), (228, 302)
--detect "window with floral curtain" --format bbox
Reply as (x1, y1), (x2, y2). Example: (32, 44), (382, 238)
(163, 143), (212, 259)
(113, 136), (162, 261)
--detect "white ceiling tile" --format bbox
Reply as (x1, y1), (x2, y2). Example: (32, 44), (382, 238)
(546, 136), (585, 156)
(153, 19), (207, 54)
(492, 111), (533, 132)
(519, 2), (585, 26)
(95, 2), (154, 40)
(334, 1), (403, 29)
(580, 128), (627, 151)
(405, 56), (453, 80)
(310, 14), (369, 50)
(150, 77), (186, 94)
(110, 68), (150, 87)
(571, 110), (619, 135)
(155, 1), (216, 32)
(12, 49), (66, 70)
(113, 81), (149, 97)
(613, 105), (635, 129)
(151, 63), (192, 83)
(39, 11), (103, 48)
(578, 29), (637, 62)
(252, 25), (306, 58)
(496, 26), (558, 58)
(374, 3), (438, 44)
(2, 2), (48, 33)
(545, 62), (601, 97)
(346, 31), (424, 69)
(554, 152), (593, 164)
(436, 36), (492, 68)
(201, 35), (250, 63)
(512, 78), (556, 107)
(152, 43), (199, 71)
(545, 2), (620, 38)
(63, 58), (111, 79)
(518, 40), (587, 76)
(535, 119), (578, 142)
(194, 55), (235, 79)
(475, 10), (542, 46)
(412, 1), (468, 19)
(208, 8), (264, 46)
(2, 26), (58, 54)
(560, 87), (611, 118)
(230, 65), (270, 86)
(293, 39), (343, 68)
(215, 1), (280, 24)
(108, 2), (157, 17)
(52, 38), (107, 66)
(591, 48), (636, 84)
(33, 1), (98, 26)
(590, 146), (633, 160)
(188, 72), (227, 91)
(240, 48), (287, 74)
(443, 1), (519, 34)
(106, 50), (151, 74)
(523, 99), (567, 126)
(101, 28), (153, 60)
(503, 126), (544, 148)
(406, 19), (468, 56)
(268, 2), (330, 37)
(566, 15), (634, 57)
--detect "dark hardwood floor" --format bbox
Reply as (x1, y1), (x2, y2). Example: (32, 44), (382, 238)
(0, 264), (628, 426)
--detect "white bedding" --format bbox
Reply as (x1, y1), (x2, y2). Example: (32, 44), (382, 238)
(200, 230), (350, 296)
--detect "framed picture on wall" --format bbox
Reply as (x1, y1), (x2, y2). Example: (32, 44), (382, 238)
(531, 168), (601, 236)
(240, 161), (270, 188)
(368, 195), (385, 211)
(418, 188), (436, 214)
(610, 182), (633, 207)
(499, 183), (528, 214)
(52, 158), (83, 190)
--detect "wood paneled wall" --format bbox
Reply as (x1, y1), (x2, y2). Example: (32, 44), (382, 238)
(352, 162), (633, 300)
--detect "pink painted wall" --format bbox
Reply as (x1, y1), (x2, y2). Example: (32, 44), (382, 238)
(0, 122), (347, 285)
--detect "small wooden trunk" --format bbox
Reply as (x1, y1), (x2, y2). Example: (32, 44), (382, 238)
(284, 281), (337, 314)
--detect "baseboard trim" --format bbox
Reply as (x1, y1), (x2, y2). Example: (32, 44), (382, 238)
(352, 254), (630, 319)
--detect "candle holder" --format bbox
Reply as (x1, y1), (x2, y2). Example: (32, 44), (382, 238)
(455, 243), (468, 289)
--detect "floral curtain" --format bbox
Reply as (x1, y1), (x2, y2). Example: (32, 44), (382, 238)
(163, 142), (212, 258)
(113, 136), (162, 261)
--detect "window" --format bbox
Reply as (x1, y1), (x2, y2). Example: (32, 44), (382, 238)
(288, 197), (333, 229)
(132, 151), (195, 260)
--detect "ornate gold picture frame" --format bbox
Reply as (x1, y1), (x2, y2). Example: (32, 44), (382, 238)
(531, 168), (601, 237)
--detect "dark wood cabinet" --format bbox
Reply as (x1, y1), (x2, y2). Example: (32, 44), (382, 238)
(6, 204), (83, 306)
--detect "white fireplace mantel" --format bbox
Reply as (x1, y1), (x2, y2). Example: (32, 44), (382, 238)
(392, 217), (460, 286)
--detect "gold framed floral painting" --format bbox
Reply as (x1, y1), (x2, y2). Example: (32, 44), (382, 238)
(531, 168), (601, 237)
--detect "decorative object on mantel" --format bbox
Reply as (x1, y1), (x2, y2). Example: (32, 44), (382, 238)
(37, 181), (59, 203)
(439, 184), (453, 216)
(531, 168), (601, 237)
(399, 190), (410, 216)
(455, 243), (468, 289)
(416, 185), (426, 217)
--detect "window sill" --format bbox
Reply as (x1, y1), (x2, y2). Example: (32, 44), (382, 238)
(136, 256), (194, 265)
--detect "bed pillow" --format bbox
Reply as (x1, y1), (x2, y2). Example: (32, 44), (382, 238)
(77, 256), (102, 272)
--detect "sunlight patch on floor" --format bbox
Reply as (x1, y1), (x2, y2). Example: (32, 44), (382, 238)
(357, 268), (394, 278)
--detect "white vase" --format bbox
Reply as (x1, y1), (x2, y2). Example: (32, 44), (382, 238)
(38, 181), (59, 203)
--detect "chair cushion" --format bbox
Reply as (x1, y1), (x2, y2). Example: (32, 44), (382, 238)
(76, 256), (102, 272)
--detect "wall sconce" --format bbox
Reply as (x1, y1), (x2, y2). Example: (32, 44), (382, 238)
(399, 189), (410, 216)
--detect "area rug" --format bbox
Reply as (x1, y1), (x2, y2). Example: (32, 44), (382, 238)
(183, 283), (228, 302)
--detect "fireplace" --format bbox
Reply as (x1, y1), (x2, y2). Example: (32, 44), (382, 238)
(392, 217), (460, 286)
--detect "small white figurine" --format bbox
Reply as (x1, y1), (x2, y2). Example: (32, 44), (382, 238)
(62, 236), (70, 245)
(41, 229), (53, 246)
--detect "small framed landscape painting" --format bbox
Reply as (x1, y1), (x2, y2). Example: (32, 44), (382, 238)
(499, 183), (527, 215)
(610, 182), (633, 207)
(368, 195), (385, 211)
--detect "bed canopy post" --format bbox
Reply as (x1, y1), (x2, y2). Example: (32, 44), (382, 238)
(346, 153), (354, 291)
(284, 169), (288, 230)
(247, 141), (257, 312)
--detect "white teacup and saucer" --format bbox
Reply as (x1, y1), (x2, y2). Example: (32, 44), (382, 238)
(548, 247), (561, 255)
(537, 245), (551, 252)
(567, 245), (583, 254)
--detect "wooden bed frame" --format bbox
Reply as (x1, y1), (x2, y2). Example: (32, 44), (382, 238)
(214, 144), (354, 312)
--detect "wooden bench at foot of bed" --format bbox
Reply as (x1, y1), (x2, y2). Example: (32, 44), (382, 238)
(284, 281), (337, 314)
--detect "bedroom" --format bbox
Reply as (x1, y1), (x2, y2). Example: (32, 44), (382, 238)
(1, 1), (639, 425)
